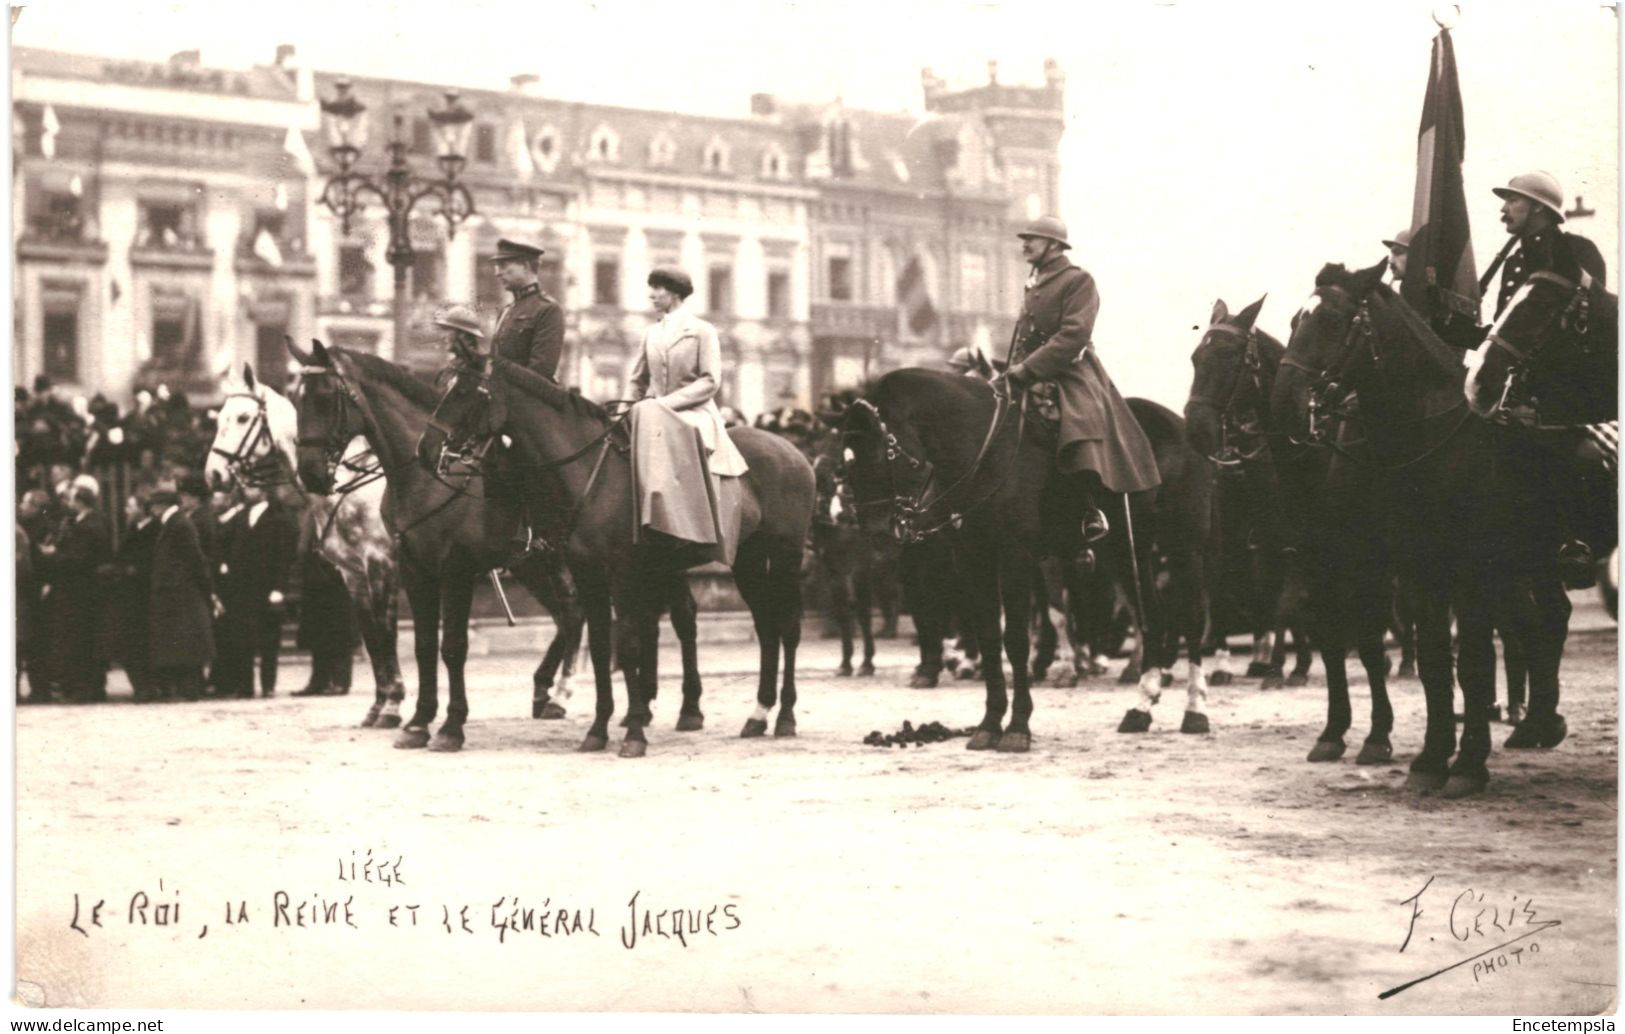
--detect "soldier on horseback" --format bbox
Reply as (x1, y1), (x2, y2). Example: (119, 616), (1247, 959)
(997, 216), (1160, 543)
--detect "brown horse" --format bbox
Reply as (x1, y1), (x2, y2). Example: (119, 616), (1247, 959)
(423, 351), (816, 757)
(288, 340), (594, 751)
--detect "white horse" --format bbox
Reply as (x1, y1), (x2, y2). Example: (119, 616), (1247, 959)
(208, 364), (410, 726)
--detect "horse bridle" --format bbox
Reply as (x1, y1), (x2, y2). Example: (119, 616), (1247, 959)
(295, 363), (385, 497)
(1484, 269), (1596, 414)
(1280, 283), (1472, 470)
(419, 359), (499, 494)
(1187, 324), (1270, 467)
(843, 387), (1019, 544)
(210, 390), (295, 489)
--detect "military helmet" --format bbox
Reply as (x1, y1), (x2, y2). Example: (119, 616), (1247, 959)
(1016, 215), (1071, 249)
(947, 346), (976, 370)
(1382, 228), (1413, 251)
(1492, 171), (1565, 223)
(433, 304), (484, 339)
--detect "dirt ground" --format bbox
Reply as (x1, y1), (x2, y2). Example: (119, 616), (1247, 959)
(13, 623), (1618, 1015)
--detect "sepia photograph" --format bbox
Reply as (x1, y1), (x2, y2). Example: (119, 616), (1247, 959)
(6, 0), (1619, 1019)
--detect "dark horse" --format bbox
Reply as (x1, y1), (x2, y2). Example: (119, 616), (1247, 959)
(1186, 296), (1393, 764)
(289, 340), (611, 751)
(842, 368), (1213, 749)
(424, 352), (816, 757)
(1273, 262), (1564, 796)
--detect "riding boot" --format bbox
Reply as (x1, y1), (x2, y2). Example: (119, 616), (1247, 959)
(1078, 479), (1110, 543)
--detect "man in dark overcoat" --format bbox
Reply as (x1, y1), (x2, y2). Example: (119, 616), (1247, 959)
(147, 485), (215, 701)
(488, 238), (564, 380)
(105, 492), (160, 701)
(998, 216), (1160, 542)
(217, 483), (297, 698)
(39, 485), (112, 702)
(293, 505), (359, 696)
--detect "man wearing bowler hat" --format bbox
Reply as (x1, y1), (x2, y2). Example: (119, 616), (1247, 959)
(489, 238), (565, 380)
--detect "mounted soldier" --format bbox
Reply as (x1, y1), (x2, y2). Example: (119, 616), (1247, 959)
(997, 215), (1160, 543)
(488, 238), (564, 380)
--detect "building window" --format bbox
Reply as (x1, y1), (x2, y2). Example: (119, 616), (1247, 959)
(411, 118), (433, 155)
(760, 146), (787, 180)
(767, 270), (790, 319)
(539, 256), (564, 301)
(703, 136), (730, 173)
(339, 245), (373, 299)
(593, 257), (620, 307)
(649, 132), (677, 167)
(137, 200), (198, 250)
(42, 284), (82, 382)
(828, 255), (853, 301)
(409, 248), (444, 300)
(149, 287), (203, 377)
(589, 125), (619, 163)
(708, 265), (733, 315)
(33, 193), (85, 241)
(474, 123), (497, 163)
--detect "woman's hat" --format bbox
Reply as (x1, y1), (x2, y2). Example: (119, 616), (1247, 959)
(648, 266), (694, 299)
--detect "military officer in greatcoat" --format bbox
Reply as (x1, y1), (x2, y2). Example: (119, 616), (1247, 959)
(1488, 171), (1606, 320)
(997, 216), (1160, 544)
(488, 238), (564, 380)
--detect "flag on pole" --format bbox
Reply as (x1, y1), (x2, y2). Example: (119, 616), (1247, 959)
(40, 104), (59, 159)
(510, 118), (535, 181)
(253, 227), (285, 267)
(283, 125), (316, 175)
(1401, 28), (1479, 322)
(896, 256), (937, 335)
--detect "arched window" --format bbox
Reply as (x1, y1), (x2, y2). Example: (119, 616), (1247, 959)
(531, 125), (561, 174)
(760, 144), (788, 180)
(589, 124), (620, 163)
(648, 131), (677, 167)
(703, 135), (730, 173)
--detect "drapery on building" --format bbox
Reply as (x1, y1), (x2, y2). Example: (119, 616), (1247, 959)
(13, 47), (1063, 414)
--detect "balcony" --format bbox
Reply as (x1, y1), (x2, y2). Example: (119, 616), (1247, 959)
(234, 235), (316, 278)
(810, 303), (897, 340)
(18, 218), (108, 265)
(130, 229), (214, 271)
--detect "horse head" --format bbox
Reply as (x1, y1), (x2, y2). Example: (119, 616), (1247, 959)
(289, 337), (367, 495)
(1465, 272), (1618, 424)
(1272, 262), (1389, 442)
(1185, 294), (1266, 459)
(418, 352), (505, 476)
(207, 362), (300, 492)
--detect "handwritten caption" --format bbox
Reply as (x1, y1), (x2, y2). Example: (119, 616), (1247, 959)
(68, 850), (741, 951)
(1378, 875), (1562, 1000)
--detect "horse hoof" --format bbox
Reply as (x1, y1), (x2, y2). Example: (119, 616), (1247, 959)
(675, 713), (705, 732)
(1404, 769), (1448, 794)
(1440, 770), (1489, 799)
(540, 702), (567, 720)
(741, 718), (769, 738)
(619, 739), (648, 759)
(1180, 711), (1210, 735)
(1355, 738), (1393, 765)
(836, 664), (854, 677)
(1285, 672), (1309, 688)
(773, 716), (797, 738)
(578, 735), (608, 753)
(1209, 670), (1233, 687)
(1244, 661), (1271, 677)
(1397, 662), (1417, 679)
(909, 674), (939, 689)
(1117, 709), (1152, 734)
(377, 714), (402, 730)
(1051, 670), (1078, 689)
(957, 668), (982, 682)
(1260, 673), (1285, 691)
(1117, 667), (1139, 685)
(996, 730), (1031, 753)
(394, 727), (430, 750)
(360, 712), (381, 729)
(428, 732), (464, 753)
(1307, 738), (1346, 763)
(966, 729), (1001, 751)
(858, 662), (875, 677)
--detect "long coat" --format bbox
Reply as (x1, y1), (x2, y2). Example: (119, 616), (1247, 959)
(45, 510), (112, 674)
(1007, 253), (1161, 494)
(491, 282), (564, 380)
(102, 516), (158, 665)
(150, 510), (215, 669)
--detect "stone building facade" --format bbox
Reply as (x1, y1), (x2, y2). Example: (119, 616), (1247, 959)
(14, 47), (1062, 414)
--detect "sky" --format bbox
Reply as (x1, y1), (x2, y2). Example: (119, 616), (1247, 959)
(8, 0), (1620, 407)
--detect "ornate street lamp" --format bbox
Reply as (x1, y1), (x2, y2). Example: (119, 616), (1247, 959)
(318, 78), (476, 359)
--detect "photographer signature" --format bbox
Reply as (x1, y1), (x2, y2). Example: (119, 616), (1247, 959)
(1380, 875), (1562, 1000)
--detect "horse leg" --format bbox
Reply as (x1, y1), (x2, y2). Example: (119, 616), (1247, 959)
(395, 563), (439, 750)
(732, 542), (782, 738)
(618, 570), (661, 758)
(373, 560), (407, 728)
(1169, 546), (1210, 735)
(1308, 583), (1352, 762)
(353, 594), (387, 728)
(1353, 571), (1394, 765)
(532, 613), (571, 720)
(855, 569), (876, 677)
(1118, 497), (1164, 733)
(773, 546), (804, 737)
(1406, 581), (1456, 792)
(429, 568), (476, 752)
(1442, 567), (1495, 798)
(577, 573), (616, 753)
(997, 548), (1037, 753)
(671, 576), (705, 731)
(959, 541), (1008, 750)
(830, 566), (855, 677)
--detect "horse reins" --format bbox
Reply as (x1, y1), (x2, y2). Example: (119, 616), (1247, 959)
(1187, 324), (1271, 468)
(210, 390), (305, 493)
(846, 385), (1022, 543)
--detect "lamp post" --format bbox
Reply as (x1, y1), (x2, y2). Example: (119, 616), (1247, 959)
(318, 77), (475, 360)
